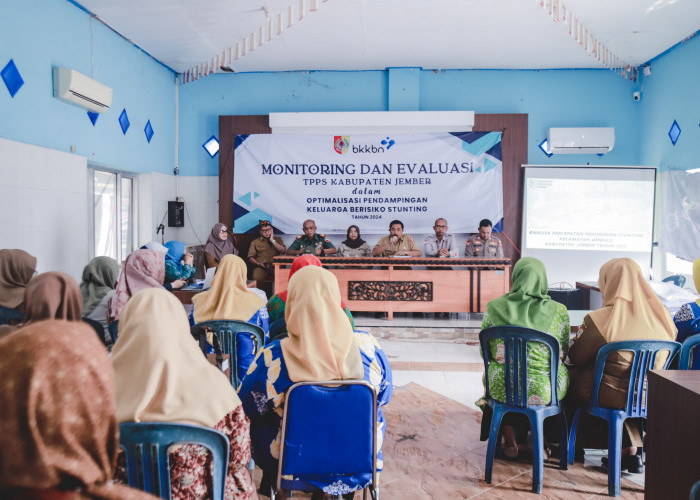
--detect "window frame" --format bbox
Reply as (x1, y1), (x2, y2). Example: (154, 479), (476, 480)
(88, 165), (138, 262)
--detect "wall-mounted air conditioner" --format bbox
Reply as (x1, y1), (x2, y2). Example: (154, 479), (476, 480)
(547, 127), (615, 154)
(53, 67), (112, 113)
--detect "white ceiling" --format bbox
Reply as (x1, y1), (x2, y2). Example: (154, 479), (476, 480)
(76, 0), (700, 75)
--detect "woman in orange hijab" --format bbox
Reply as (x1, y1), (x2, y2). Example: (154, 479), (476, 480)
(568, 258), (677, 472)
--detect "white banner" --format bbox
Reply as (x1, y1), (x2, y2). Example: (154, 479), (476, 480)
(661, 170), (700, 261)
(233, 132), (503, 235)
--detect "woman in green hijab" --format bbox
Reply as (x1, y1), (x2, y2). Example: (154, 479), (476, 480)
(478, 257), (570, 458)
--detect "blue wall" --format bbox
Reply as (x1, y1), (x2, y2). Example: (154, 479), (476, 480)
(0, 0), (176, 174)
(639, 33), (700, 171)
(179, 67), (642, 176)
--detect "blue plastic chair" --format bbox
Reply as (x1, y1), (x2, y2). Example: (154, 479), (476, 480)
(107, 320), (119, 342)
(0, 305), (23, 325)
(269, 318), (287, 341)
(271, 380), (378, 500)
(690, 479), (700, 500)
(567, 340), (681, 496)
(662, 275), (686, 288)
(194, 320), (264, 387)
(479, 325), (568, 494)
(680, 333), (700, 370)
(119, 422), (230, 500)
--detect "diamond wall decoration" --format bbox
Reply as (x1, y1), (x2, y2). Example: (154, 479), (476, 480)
(1, 59), (24, 97)
(144, 120), (154, 143)
(668, 120), (681, 145)
(118, 109), (130, 135)
(538, 138), (553, 157)
(202, 135), (220, 158)
(87, 111), (99, 126)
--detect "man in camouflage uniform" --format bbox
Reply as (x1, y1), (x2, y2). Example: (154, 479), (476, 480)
(465, 218), (504, 258)
(286, 219), (337, 256)
(248, 220), (286, 282)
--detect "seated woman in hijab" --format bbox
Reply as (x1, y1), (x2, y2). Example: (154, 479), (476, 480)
(0, 320), (157, 500)
(238, 266), (393, 499)
(112, 288), (256, 499)
(163, 240), (195, 284)
(267, 254), (354, 330)
(674, 259), (700, 368)
(205, 223), (238, 269)
(0, 271), (83, 340)
(107, 249), (165, 323)
(477, 257), (570, 459)
(0, 248), (36, 323)
(568, 258), (676, 472)
(81, 256), (120, 332)
(338, 225), (372, 257)
(192, 254), (269, 379)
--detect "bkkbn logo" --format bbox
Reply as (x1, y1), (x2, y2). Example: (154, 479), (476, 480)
(334, 136), (350, 154)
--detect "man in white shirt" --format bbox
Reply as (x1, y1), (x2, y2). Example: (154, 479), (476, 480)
(424, 218), (458, 258)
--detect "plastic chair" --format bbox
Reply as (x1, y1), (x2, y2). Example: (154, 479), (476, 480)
(82, 316), (112, 347)
(269, 318), (288, 341)
(107, 320), (119, 342)
(479, 325), (568, 494)
(119, 422), (230, 500)
(567, 340), (681, 496)
(690, 479), (700, 500)
(680, 333), (700, 370)
(0, 305), (23, 325)
(271, 380), (378, 500)
(662, 274), (687, 288)
(193, 320), (264, 387)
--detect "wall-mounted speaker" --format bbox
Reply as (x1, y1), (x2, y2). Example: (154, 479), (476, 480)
(168, 201), (184, 227)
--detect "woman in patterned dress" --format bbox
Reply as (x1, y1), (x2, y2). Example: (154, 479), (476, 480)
(112, 287), (256, 499)
(674, 258), (700, 368)
(163, 240), (196, 284)
(477, 257), (570, 458)
(239, 266), (392, 499)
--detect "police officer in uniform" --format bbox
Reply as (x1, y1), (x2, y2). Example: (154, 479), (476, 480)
(248, 220), (286, 282)
(465, 218), (504, 257)
(286, 219), (337, 256)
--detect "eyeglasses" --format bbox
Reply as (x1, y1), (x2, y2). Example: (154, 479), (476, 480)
(435, 225), (447, 228)
(219, 228), (228, 233)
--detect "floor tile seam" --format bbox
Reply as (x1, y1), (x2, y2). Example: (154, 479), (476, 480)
(465, 470), (530, 499)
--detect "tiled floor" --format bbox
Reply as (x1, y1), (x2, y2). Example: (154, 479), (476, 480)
(255, 315), (645, 498)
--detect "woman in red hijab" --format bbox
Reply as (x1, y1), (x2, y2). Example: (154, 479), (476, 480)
(266, 254), (354, 329)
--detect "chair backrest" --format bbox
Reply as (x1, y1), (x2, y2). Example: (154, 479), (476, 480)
(679, 333), (700, 370)
(479, 325), (561, 407)
(0, 305), (23, 325)
(277, 380), (377, 492)
(590, 340), (681, 417)
(107, 320), (119, 342)
(194, 320), (264, 386)
(269, 318), (288, 341)
(119, 422), (230, 500)
(662, 274), (687, 288)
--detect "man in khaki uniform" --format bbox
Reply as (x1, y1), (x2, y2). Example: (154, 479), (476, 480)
(465, 218), (504, 257)
(248, 220), (286, 282)
(372, 219), (421, 257)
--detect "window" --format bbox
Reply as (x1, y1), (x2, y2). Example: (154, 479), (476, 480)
(90, 168), (137, 262)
